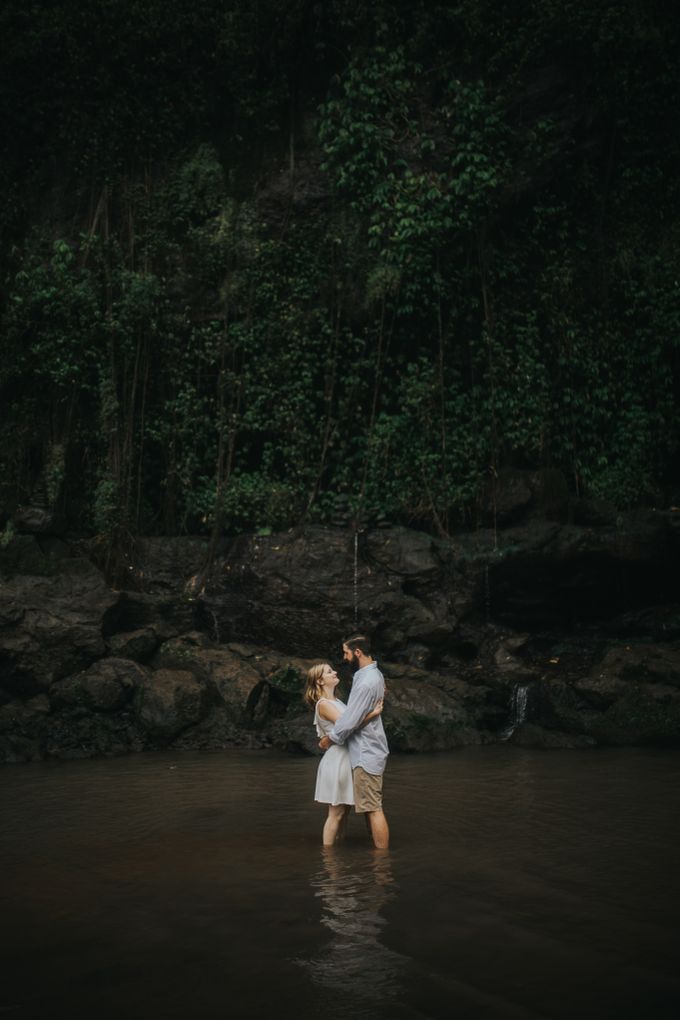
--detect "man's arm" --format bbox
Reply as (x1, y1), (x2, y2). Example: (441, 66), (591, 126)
(327, 680), (377, 746)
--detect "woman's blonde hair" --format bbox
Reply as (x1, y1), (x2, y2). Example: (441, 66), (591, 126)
(304, 663), (327, 708)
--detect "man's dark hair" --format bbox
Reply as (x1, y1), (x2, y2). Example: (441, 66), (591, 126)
(343, 633), (372, 657)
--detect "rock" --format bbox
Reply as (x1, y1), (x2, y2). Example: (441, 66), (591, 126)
(0, 563), (119, 695)
(493, 639), (535, 676)
(49, 659), (146, 712)
(103, 591), (195, 643)
(0, 534), (50, 576)
(575, 642), (680, 745)
(128, 537), (208, 593)
(575, 642), (680, 710)
(382, 675), (481, 751)
(136, 669), (208, 739)
(44, 709), (137, 759)
(268, 714), (321, 755)
(106, 627), (159, 661)
(3, 518), (680, 759)
(152, 635), (315, 725)
(486, 470), (534, 525)
(171, 706), (266, 751)
(0, 694), (50, 734)
(152, 636), (260, 718)
(12, 506), (66, 536)
(509, 723), (596, 748)
(526, 679), (591, 735)
(589, 688), (680, 747)
(572, 498), (618, 526)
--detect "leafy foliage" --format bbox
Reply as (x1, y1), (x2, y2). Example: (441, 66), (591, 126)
(1, 0), (679, 551)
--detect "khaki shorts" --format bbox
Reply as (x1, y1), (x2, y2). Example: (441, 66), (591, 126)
(353, 767), (384, 814)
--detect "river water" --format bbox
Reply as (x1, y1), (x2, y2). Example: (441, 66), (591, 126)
(1, 747), (678, 1020)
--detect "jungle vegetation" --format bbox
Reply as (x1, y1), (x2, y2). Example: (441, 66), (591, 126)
(1, 0), (679, 558)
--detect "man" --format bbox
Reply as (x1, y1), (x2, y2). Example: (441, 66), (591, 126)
(318, 634), (390, 849)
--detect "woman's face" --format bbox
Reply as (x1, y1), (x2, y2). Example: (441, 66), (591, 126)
(321, 664), (339, 690)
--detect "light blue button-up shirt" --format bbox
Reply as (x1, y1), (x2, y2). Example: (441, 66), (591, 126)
(328, 661), (389, 775)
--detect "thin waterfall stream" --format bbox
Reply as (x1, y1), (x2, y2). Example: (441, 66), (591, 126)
(502, 683), (530, 740)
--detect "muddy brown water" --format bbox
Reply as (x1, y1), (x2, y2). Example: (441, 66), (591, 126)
(1, 747), (678, 1019)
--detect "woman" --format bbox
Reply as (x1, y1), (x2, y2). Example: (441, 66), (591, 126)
(304, 662), (383, 846)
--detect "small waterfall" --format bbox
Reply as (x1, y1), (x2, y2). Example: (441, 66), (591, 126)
(208, 608), (221, 644)
(501, 683), (529, 740)
(484, 563), (491, 625)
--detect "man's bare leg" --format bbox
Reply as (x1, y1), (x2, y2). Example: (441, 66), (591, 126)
(367, 809), (389, 849)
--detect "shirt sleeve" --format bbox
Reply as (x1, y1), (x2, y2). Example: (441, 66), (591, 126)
(328, 680), (375, 745)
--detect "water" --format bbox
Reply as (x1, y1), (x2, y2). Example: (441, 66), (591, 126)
(502, 684), (530, 741)
(1, 748), (679, 1020)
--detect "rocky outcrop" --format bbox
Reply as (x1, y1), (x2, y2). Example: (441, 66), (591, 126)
(1, 512), (679, 761)
(0, 544), (119, 697)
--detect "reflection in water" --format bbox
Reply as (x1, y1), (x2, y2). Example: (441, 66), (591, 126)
(298, 848), (408, 1011)
(2, 750), (680, 1020)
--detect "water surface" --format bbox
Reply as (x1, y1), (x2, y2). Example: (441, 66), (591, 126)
(1, 747), (678, 1019)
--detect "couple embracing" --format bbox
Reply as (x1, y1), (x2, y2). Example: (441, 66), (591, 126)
(304, 634), (390, 849)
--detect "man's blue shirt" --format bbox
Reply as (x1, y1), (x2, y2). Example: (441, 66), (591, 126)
(328, 661), (389, 775)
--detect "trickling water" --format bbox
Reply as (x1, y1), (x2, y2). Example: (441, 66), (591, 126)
(484, 563), (491, 625)
(208, 608), (221, 644)
(501, 683), (529, 741)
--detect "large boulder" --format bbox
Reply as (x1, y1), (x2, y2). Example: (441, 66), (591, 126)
(136, 669), (209, 740)
(106, 627), (159, 662)
(382, 674), (481, 751)
(0, 694), (50, 762)
(576, 642), (680, 745)
(49, 658), (146, 712)
(0, 555), (119, 695)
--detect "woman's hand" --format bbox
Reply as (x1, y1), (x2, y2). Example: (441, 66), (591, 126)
(368, 698), (384, 719)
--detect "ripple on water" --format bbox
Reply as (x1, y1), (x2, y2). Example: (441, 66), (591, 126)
(1, 747), (679, 1019)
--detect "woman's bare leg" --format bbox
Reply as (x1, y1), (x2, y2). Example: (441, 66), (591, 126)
(336, 805), (351, 841)
(322, 804), (347, 846)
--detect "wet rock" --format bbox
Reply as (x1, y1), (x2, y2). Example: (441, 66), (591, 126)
(171, 706), (267, 751)
(44, 709), (137, 759)
(526, 679), (591, 735)
(123, 536), (207, 594)
(509, 723), (596, 748)
(0, 692), (50, 728)
(3, 517), (680, 759)
(103, 591), (195, 643)
(106, 627), (159, 661)
(0, 535), (50, 576)
(575, 642), (680, 710)
(13, 506), (66, 536)
(382, 675), (481, 751)
(588, 687), (680, 747)
(575, 642), (680, 745)
(136, 669), (208, 740)
(268, 715), (321, 755)
(0, 563), (119, 695)
(49, 658), (146, 712)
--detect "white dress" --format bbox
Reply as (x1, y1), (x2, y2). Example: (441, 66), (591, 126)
(314, 698), (354, 806)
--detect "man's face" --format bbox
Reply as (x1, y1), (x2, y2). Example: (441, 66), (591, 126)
(342, 643), (356, 665)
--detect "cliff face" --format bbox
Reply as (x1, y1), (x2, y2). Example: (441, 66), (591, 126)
(2, 508), (680, 762)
